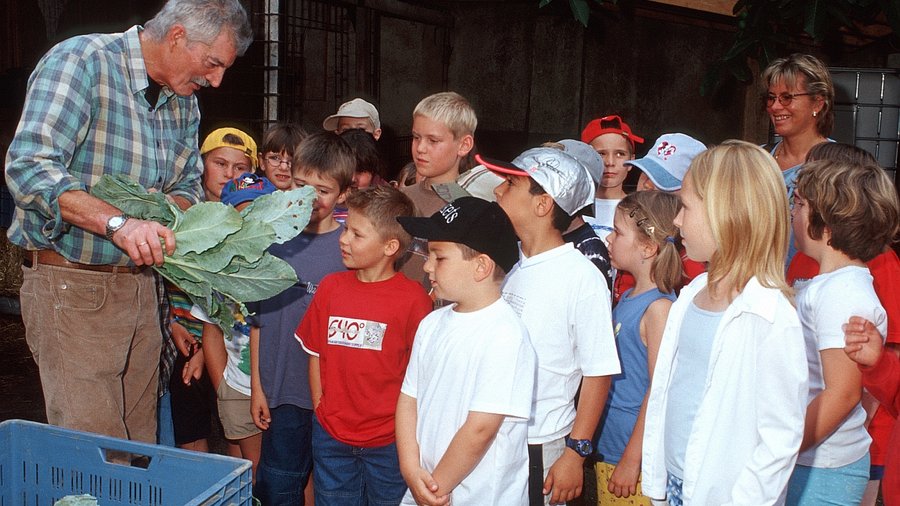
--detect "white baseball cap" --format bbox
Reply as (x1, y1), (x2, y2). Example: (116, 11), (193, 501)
(322, 98), (381, 131)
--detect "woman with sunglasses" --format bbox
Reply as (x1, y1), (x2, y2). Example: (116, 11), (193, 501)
(760, 54), (835, 265)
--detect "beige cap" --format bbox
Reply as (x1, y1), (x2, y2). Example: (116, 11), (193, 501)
(322, 98), (381, 131)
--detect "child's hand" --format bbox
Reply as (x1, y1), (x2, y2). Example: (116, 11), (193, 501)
(543, 451), (583, 504)
(250, 387), (271, 430)
(608, 453), (640, 498)
(182, 345), (204, 385)
(843, 316), (884, 369)
(406, 467), (449, 506)
(170, 321), (195, 357)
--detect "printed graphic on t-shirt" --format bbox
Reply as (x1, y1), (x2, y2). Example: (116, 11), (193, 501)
(501, 292), (526, 316)
(327, 316), (387, 350)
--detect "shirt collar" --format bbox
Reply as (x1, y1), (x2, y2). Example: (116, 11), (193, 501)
(126, 25), (175, 107)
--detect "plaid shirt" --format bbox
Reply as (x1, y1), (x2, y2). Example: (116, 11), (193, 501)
(5, 26), (203, 265)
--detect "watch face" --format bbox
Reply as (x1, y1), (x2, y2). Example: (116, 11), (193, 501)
(108, 215), (126, 228)
(576, 440), (592, 454)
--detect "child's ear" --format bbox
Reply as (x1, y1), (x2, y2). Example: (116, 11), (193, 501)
(473, 254), (494, 282)
(336, 188), (350, 205)
(456, 134), (474, 158)
(642, 240), (659, 260)
(534, 193), (555, 218)
(383, 238), (401, 257)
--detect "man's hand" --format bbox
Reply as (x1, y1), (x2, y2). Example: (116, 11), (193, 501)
(844, 316), (884, 369)
(113, 218), (175, 266)
(405, 467), (449, 506)
(608, 453), (640, 498)
(543, 450), (583, 504)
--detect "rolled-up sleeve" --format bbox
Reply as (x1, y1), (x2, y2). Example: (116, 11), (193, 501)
(5, 47), (95, 241)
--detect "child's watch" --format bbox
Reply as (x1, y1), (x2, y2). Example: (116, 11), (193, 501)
(564, 435), (593, 457)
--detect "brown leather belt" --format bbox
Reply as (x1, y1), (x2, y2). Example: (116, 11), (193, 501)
(23, 250), (145, 274)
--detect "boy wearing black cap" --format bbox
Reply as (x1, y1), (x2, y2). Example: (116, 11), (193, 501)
(479, 147), (619, 506)
(396, 197), (537, 505)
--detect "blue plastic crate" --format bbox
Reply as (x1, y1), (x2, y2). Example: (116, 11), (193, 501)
(0, 420), (252, 506)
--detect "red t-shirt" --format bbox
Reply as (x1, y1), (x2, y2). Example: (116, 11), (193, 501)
(297, 270), (432, 447)
(787, 249), (900, 466)
(860, 352), (900, 502)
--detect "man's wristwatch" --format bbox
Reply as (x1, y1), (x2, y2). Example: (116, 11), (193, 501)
(105, 214), (129, 241)
(564, 435), (593, 457)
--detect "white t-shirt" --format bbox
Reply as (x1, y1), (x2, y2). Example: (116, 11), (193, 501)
(502, 242), (619, 443)
(191, 304), (252, 395)
(583, 197), (620, 243)
(400, 299), (535, 505)
(795, 265), (886, 467)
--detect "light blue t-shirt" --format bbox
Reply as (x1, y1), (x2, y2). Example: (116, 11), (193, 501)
(664, 300), (724, 479)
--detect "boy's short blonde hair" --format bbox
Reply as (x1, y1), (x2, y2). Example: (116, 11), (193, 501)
(795, 160), (899, 262)
(345, 186), (415, 255)
(293, 132), (355, 191)
(687, 140), (791, 298)
(413, 92), (477, 139)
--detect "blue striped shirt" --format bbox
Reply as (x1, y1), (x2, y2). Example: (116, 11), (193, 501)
(5, 26), (203, 265)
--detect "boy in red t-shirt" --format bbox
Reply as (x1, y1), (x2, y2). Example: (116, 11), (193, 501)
(296, 186), (432, 505)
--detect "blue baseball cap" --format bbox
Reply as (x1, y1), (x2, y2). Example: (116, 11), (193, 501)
(220, 173), (277, 207)
(625, 133), (706, 191)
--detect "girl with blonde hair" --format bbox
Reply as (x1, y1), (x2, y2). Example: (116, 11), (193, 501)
(641, 140), (809, 505)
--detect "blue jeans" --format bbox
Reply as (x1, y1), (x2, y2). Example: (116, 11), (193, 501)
(156, 390), (175, 446)
(311, 415), (406, 506)
(254, 405), (313, 506)
(786, 453), (870, 505)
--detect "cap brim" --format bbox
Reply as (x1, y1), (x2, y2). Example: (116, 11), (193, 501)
(625, 158), (681, 191)
(475, 154), (527, 177)
(397, 216), (456, 243)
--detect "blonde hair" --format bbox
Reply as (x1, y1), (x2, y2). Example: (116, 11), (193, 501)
(345, 185), (415, 254)
(795, 160), (899, 262)
(617, 191), (683, 293)
(413, 92), (477, 139)
(686, 140), (791, 299)
(761, 53), (835, 137)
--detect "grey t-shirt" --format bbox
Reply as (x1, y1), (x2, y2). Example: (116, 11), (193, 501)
(252, 227), (344, 409)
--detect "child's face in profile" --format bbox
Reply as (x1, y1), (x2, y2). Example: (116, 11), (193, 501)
(673, 173), (715, 263)
(259, 150), (294, 190)
(411, 115), (471, 183)
(493, 174), (534, 233)
(423, 241), (474, 303)
(339, 209), (389, 271)
(790, 192), (814, 255)
(590, 133), (633, 190)
(293, 167), (346, 230)
(202, 147), (253, 201)
(608, 208), (644, 273)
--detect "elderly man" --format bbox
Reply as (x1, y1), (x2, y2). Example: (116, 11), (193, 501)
(5, 0), (252, 443)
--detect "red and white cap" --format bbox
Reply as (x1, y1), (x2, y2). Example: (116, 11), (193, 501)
(580, 115), (645, 151)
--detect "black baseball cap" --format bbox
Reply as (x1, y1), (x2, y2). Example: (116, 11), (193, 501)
(397, 196), (519, 272)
